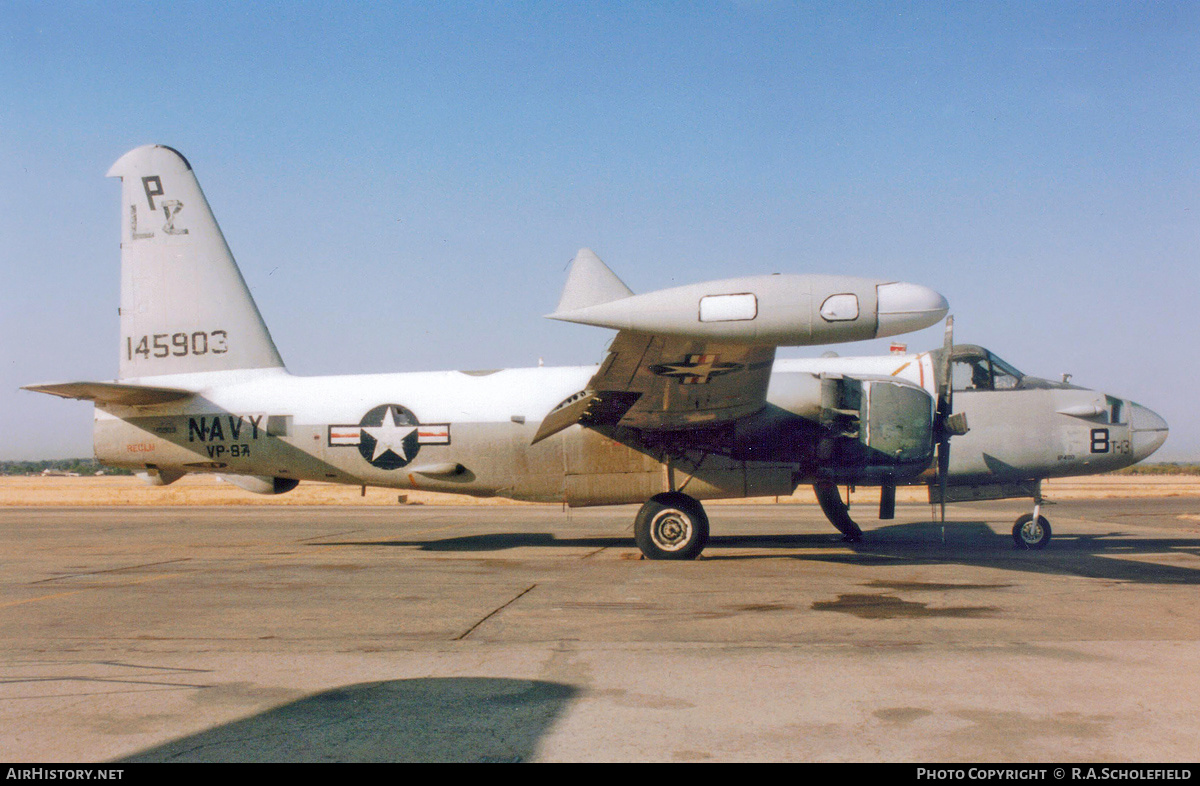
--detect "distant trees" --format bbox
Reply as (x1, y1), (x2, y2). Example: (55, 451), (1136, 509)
(1114, 462), (1200, 475)
(0, 459), (133, 476)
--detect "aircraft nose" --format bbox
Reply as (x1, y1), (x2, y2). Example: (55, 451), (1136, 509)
(875, 282), (950, 338)
(1130, 402), (1169, 462)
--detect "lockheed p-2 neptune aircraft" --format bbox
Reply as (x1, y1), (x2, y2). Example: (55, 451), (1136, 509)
(26, 145), (1169, 559)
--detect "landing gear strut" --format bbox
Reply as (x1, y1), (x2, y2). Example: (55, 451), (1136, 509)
(634, 492), (709, 560)
(813, 481), (863, 542)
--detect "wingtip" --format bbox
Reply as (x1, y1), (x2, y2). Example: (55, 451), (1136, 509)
(875, 282), (951, 338)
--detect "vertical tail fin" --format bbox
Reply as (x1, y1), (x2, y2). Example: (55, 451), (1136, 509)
(550, 248), (634, 315)
(107, 145), (284, 378)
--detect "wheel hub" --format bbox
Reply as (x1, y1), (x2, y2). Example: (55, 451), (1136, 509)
(651, 509), (692, 551)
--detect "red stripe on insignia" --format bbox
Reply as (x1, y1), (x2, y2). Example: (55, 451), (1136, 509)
(417, 425), (450, 444)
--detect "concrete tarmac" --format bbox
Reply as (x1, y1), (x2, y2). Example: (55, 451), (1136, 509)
(2, 497), (1199, 762)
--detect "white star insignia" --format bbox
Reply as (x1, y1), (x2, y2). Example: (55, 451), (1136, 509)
(659, 358), (723, 381)
(361, 407), (418, 462)
(652, 354), (741, 384)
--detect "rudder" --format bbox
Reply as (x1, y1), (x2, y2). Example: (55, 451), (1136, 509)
(108, 145), (284, 378)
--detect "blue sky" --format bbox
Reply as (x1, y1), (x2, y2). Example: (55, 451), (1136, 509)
(2, 1), (1197, 460)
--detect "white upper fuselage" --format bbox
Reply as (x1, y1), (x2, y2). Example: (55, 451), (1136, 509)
(108, 352), (941, 427)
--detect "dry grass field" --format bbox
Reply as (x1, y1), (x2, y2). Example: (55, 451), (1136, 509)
(1, 472), (1197, 507)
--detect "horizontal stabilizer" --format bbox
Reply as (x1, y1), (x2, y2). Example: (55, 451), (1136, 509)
(22, 381), (194, 406)
(550, 249), (634, 315)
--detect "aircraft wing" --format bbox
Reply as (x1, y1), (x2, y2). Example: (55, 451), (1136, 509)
(533, 249), (949, 444)
(532, 331), (775, 443)
(22, 381), (194, 406)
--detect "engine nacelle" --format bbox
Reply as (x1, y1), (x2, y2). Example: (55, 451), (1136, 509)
(734, 372), (934, 480)
(218, 474), (300, 495)
(818, 375), (934, 481)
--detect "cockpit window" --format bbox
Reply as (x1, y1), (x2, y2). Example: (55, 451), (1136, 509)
(991, 356), (1022, 390)
(951, 347), (1024, 392)
(1107, 395), (1126, 424)
(952, 357), (992, 391)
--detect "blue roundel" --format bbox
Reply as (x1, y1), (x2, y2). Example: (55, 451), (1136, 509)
(357, 404), (421, 470)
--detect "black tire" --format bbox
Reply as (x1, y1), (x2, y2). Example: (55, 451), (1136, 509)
(634, 492), (709, 560)
(813, 481), (863, 542)
(1012, 514), (1052, 550)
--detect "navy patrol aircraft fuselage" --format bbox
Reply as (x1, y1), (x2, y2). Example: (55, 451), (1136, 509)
(25, 146), (1168, 559)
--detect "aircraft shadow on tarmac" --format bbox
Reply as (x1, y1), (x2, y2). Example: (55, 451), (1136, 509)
(316, 518), (1200, 586)
(743, 520), (1200, 586)
(120, 677), (576, 763)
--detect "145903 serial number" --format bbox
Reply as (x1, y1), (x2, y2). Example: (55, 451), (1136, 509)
(127, 330), (228, 360)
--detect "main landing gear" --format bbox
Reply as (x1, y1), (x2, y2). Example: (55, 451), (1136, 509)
(634, 492), (709, 560)
(628, 487), (1056, 557)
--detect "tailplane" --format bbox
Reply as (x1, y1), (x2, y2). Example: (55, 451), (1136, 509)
(107, 145), (284, 378)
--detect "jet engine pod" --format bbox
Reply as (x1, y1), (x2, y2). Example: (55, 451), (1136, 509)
(136, 466), (185, 486)
(549, 273), (947, 346)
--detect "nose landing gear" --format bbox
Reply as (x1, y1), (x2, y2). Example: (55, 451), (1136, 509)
(1013, 512), (1052, 549)
(1013, 492), (1052, 549)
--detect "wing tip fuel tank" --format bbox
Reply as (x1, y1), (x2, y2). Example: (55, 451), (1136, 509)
(875, 281), (951, 339)
(548, 250), (948, 346)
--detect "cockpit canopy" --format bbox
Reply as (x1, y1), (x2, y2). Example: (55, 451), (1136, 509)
(950, 345), (1025, 392)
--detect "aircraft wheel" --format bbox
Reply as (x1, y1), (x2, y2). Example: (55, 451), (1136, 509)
(813, 481), (863, 542)
(1012, 514), (1052, 550)
(634, 492), (709, 560)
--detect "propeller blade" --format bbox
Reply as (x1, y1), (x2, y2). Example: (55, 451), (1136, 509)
(938, 435), (949, 524)
(935, 316), (954, 524)
(937, 315), (954, 411)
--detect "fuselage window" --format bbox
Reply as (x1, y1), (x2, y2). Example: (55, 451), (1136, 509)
(699, 293), (757, 322)
(819, 293), (860, 322)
